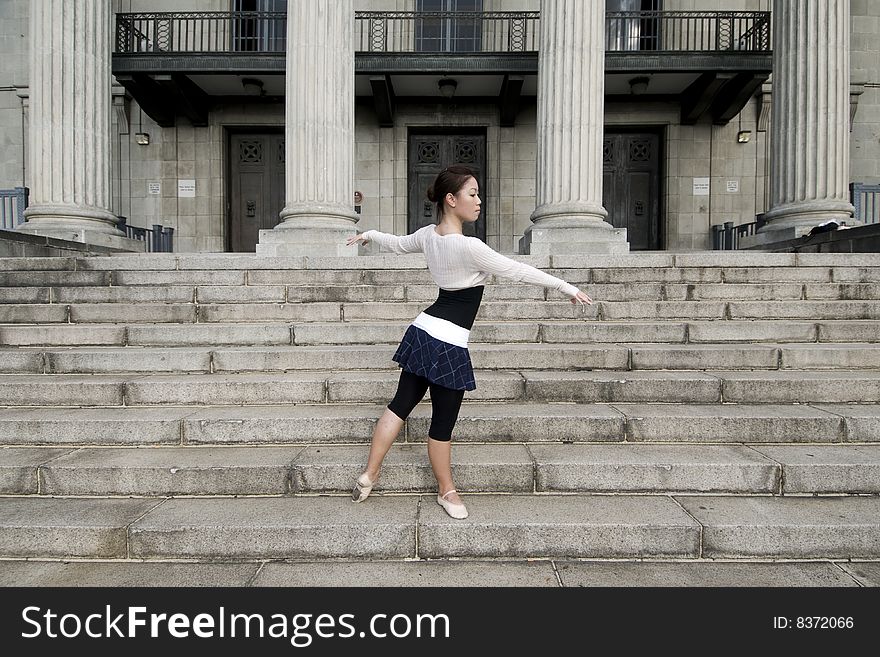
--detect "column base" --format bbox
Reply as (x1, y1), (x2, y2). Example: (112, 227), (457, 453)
(739, 225), (815, 249)
(257, 205), (360, 256)
(742, 201), (857, 249)
(15, 226), (146, 252)
(19, 205), (139, 249)
(256, 225), (358, 257)
(519, 222), (630, 255)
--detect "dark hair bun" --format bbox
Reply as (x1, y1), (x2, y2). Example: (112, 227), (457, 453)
(425, 165), (477, 220)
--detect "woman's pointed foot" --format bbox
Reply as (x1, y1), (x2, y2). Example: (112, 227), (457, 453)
(437, 489), (468, 519)
(351, 472), (378, 503)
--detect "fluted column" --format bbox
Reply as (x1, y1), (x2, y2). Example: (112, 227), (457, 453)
(257, 0), (359, 257)
(519, 0), (628, 255)
(760, 0), (854, 238)
(19, 0), (133, 248)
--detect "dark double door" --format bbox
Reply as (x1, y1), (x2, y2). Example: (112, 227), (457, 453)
(603, 131), (661, 250)
(229, 132), (285, 252)
(408, 131), (486, 240)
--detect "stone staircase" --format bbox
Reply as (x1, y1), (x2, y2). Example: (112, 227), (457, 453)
(1, 251), (879, 586)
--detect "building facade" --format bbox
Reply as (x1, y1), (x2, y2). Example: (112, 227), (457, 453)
(0, 0), (877, 254)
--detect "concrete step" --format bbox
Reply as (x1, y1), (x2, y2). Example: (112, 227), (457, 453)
(4, 370), (880, 406)
(6, 444), (876, 497)
(0, 371), (529, 405)
(5, 282), (880, 304)
(0, 444), (527, 496)
(292, 444), (783, 495)
(3, 249), (878, 269)
(0, 558), (870, 587)
(628, 343), (880, 370)
(6, 343), (880, 374)
(0, 403), (875, 446)
(5, 344), (632, 374)
(422, 495), (880, 559)
(4, 319), (880, 347)
(0, 271), (111, 287)
(6, 299), (880, 325)
(2, 494), (878, 559)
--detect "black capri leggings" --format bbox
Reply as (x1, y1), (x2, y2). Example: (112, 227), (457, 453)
(387, 370), (465, 442)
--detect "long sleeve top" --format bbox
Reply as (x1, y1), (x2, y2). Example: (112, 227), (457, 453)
(361, 224), (580, 298)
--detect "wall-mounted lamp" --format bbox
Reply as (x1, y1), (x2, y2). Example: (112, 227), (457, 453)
(628, 76), (650, 96)
(737, 130), (752, 143)
(438, 77), (458, 99)
(135, 132), (150, 145)
(242, 77), (265, 96)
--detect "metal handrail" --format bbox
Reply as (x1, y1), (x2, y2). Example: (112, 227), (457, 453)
(116, 217), (175, 253)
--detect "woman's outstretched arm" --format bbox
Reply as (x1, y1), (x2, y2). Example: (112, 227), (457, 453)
(346, 227), (426, 254)
(466, 238), (593, 305)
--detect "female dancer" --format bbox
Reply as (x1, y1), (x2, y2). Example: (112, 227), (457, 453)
(345, 165), (592, 519)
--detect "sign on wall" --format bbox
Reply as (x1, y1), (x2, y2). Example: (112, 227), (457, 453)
(693, 177), (710, 196)
(148, 182), (161, 195)
(178, 180), (196, 197)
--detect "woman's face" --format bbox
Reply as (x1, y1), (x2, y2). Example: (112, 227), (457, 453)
(446, 176), (481, 224)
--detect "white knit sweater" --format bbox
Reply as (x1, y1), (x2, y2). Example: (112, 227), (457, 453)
(361, 225), (580, 298)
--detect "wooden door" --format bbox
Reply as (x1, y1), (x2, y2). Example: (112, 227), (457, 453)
(603, 132), (661, 250)
(229, 133), (285, 252)
(408, 131), (486, 240)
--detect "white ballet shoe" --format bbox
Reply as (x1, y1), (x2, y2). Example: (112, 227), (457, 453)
(437, 489), (468, 519)
(351, 472), (378, 503)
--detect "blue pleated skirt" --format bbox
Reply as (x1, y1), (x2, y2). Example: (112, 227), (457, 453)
(392, 324), (476, 391)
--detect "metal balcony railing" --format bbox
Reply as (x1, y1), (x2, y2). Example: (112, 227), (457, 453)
(114, 10), (771, 55)
(116, 11), (287, 54)
(356, 11), (539, 53)
(606, 11), (770, 52)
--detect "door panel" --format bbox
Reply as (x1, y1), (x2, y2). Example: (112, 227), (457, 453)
(408, 132), (486, 241)
(603, 132), (661, 251)
(229, 133), (285, 252)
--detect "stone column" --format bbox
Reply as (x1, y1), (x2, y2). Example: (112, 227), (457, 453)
(519, 0), (628, 255)
(19, 0), (137, 250)
(755, 0), (854, 243)
(257, 0), (359, 257)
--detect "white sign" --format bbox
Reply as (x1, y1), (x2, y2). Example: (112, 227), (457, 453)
(148, 182), (161, 196)
(726, 180), (740, 193)
(693, 177), (710, 196)
(177, 179), (196, 197)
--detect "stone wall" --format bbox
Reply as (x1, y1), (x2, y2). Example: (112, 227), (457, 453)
(851, 0), (880, 185)
(0, 0), (27, 193)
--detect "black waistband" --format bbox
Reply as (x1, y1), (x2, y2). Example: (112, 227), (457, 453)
(422, 286), (484, 330)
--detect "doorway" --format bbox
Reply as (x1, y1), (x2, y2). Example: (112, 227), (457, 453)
(407, 130), (487, 240)
(602, 130), (662, 250)
(228, 130), (285, 252)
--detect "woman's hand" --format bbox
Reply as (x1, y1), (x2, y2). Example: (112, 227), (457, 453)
(346, 233), (370, 247)
(571, 290), (593, 305)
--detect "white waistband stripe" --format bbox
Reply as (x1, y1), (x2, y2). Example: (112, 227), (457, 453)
(411, 312), (470, 348)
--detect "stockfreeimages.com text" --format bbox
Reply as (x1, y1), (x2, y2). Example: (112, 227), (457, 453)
(21, 605), (450, 647)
